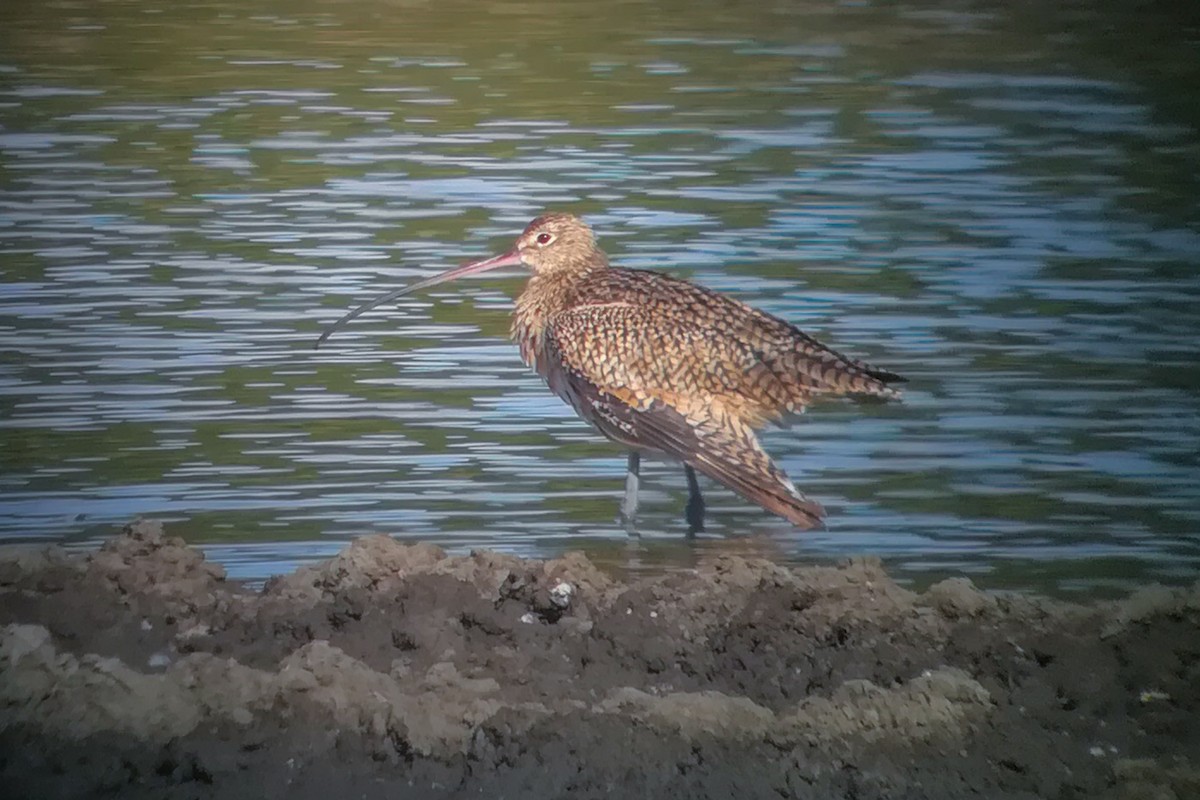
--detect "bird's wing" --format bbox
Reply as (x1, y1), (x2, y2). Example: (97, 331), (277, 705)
(542, 305), (825, 529)
(572, 270), (904, 416)
(661, 272), (905, 401)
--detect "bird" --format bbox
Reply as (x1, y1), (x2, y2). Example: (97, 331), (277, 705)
(316, 213), (904, 531)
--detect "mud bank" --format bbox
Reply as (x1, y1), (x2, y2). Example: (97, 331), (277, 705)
(1, 520), (1198, 799)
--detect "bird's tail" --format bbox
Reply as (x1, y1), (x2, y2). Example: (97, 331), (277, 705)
(683, 410), (826, 529)
(573, 376), (828, 529)
(775, 329), (905, 405)
(689, 442), (826, 530)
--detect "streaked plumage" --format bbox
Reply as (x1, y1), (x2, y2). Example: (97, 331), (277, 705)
(317, 212), (904, 529)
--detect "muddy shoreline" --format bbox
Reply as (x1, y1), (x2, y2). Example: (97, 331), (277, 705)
(2, 520), (1198, 799)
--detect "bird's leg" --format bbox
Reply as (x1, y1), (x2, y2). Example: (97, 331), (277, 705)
(620, 451), (641, 530)
(684, 464), (705, 534)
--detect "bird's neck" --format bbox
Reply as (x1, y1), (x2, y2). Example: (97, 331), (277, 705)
(511, 264), (604, 368)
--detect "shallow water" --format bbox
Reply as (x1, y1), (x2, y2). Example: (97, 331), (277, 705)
(2, 0), (1199, 593)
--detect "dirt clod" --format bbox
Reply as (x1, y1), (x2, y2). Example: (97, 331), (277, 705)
(1, 520), (1197, 799)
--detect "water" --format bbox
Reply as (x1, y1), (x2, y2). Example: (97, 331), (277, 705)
(2, 0), (1199, 594)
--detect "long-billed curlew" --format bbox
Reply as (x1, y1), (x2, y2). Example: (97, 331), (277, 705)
(316, 213), (904, 531)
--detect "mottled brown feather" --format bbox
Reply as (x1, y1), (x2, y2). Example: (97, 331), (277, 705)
(542, 326), (826, 528)
(503, 213), (905, 528)
(516, 268), (902, 427)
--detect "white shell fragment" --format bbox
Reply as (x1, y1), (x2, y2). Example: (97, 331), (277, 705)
(550, 581), (574, 609)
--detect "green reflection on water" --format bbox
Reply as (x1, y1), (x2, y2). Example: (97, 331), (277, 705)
(1, 0), (1197, 593)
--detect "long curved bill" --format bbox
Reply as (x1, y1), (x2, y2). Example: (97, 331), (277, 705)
(314, 248), (523, 349)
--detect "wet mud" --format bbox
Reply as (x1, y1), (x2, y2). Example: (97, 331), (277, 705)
(2, 520), (1198, 799)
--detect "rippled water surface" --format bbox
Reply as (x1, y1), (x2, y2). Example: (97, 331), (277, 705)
(3, 0), (1199, 592)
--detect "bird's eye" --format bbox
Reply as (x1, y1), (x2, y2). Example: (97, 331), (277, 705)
(536, 232), (553, 245)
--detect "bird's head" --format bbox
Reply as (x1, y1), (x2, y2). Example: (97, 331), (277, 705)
(510, 213), (606, 276)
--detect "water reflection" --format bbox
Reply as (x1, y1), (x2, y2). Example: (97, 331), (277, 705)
(1, 0), (1198, 594)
